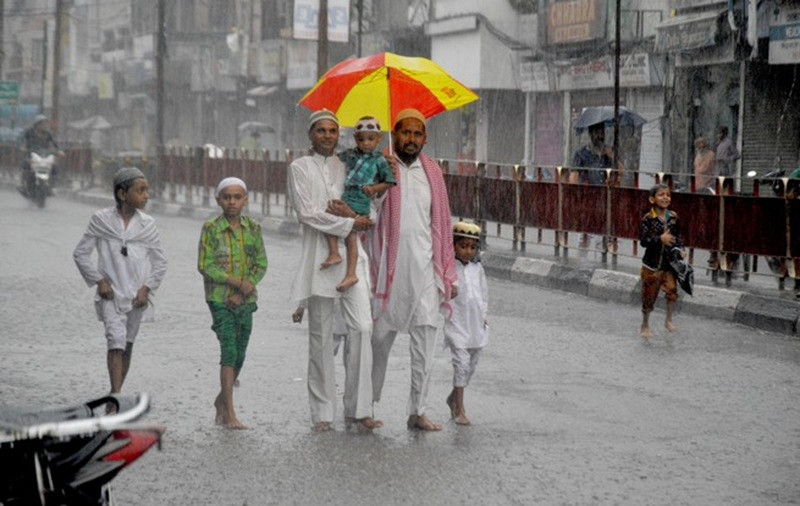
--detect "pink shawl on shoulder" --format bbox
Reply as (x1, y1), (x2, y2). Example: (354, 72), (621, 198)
(368, 153), (457, 317)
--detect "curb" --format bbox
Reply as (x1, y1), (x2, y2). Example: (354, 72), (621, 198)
(485, 250), (799, 337)
(42, 186), (800, 338)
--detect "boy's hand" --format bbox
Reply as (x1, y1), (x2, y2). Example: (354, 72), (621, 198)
(292, 307), (305, 323)
(660, 231), (675, 247)
(451, 285), (459, 298)
(226, 293), (244, 309)
(239, 280), (255, 297)
(133, 286), (150, 308)
(385, 154), (399, 177)
(96, 279), (114, 300)
(362, 185), (376, 198)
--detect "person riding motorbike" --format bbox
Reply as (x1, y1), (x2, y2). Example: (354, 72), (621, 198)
(18, 114), (63, 196)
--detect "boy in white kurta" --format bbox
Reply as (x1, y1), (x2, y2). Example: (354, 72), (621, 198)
(73, 167), (167, 397)
(444, 222), (488, 426)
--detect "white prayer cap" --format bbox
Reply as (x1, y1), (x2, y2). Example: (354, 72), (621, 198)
(216, 177), (247, 196)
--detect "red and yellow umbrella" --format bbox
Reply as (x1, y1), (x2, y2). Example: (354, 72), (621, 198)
(299, 52), (479, 130)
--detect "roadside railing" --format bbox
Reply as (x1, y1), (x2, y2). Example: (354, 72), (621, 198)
(1, 143), (796, 288)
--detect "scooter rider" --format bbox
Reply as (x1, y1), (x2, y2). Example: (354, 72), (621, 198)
(18, 114), (62, 195)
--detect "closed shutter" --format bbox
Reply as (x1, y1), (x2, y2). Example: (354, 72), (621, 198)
(634, 90), (664, 174)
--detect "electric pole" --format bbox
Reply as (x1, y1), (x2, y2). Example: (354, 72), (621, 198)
(317, 0), (328, 79)
(156, 0), (166, 147)
(0, 0), (5, 77)
(52, 0), (64, 132)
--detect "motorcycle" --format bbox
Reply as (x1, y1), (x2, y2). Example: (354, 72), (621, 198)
(20, 152), (57, 208)
(0, 393), (164, 506)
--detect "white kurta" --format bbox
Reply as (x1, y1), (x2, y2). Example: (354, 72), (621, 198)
(444, 261), (489, 349)
(73, 207), (167, 319)
(288, 152), (375, 422)
(374, 157), (443, 333)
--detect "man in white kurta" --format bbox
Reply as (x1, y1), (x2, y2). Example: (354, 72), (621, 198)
(370, 109), (458, 431)
(287, 110), (378, 432)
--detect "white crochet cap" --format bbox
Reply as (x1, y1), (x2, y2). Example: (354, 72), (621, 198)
(216, 177), (247, 196)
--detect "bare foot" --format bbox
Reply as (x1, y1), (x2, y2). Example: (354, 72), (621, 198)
(665, 321), (677, 332)
(640, 326), (652, 341)
(320, 255), (342, 270)
(446, 392), (457, 418)
(213, 396), (224, 425)
(346, 417), (383, 432)
(454, 413), (471, 426)
(313, 421), (332, 432)
(407, 414), (442, 431)
(222, 416), (248, 430)
(335, 276), (359, 292)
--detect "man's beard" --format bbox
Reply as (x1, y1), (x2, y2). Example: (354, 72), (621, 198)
(396, 143), (419, 164)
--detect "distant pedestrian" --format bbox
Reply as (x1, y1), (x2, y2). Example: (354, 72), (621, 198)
(714, 126), (739, 178)
(569, 123), (624, 254)
(321, 116), (395, 292)
(198, 177), (268, 429)
(73, 167), (168, 400)
(639, 183), (683, 340)
(444, 222), (488, 426)
(693, 137), (716, 194)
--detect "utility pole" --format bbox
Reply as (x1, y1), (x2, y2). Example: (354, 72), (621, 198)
(40, 21), (47, 113)
(155, 0), (166, 147)
(52, 0), (64, 132)
(0, 0), (5, 77)
(356, 0), (362, 57)
(317, 0), (328, 79)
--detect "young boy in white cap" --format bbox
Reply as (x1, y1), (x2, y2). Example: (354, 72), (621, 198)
(73, 167), (168, 402)
(321, 116), (395, 292)
(444, 221), (488, 426)
(198, 177), (268, 429)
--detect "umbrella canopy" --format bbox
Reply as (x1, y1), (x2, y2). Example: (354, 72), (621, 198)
(574, 106), (646, 134)
(237, 121), (273, 132)
(667, 247), (694, 296)
(299, 52), (478, 130)
(68, 115), (111, 130)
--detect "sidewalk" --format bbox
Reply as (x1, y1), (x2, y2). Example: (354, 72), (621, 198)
(40, 181), (800, 337)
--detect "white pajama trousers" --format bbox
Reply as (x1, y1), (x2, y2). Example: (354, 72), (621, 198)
(446, 345), (482, 388)
(307, 291), (373, 423)
(372, 324), (440, 417)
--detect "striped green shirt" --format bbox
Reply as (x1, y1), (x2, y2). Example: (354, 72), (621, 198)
(198, 215), (268, 303)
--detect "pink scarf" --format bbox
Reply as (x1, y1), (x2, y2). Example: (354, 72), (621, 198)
(369, 153), (457, 317)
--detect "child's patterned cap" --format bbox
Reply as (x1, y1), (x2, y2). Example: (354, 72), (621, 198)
(355, 117), (381, 132)
(453, 221), (481, 239)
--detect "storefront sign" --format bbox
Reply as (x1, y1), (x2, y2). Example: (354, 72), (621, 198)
(293, 0), (350, 43)
(769, 4), (800, 64)
(656, 10), (721, 52)
(554, 53), (656, 90)
(546, 0), (606, 45)
(669, 0), (725, 9)
(286, 41), (317, 90)
(520, 61), (552, 92)
(255, 41), (282, 84)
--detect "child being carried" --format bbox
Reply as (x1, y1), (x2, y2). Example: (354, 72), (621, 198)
(322, 116), (396, 292)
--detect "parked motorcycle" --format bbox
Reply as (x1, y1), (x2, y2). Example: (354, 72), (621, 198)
(20, 152), (57, 208)
(0, 393), (164, 505)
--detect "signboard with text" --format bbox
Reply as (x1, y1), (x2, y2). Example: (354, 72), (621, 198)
(769, 4), (800, 64)
(293, 0), (350, 42)
(0, 81), (19, 100)
(546, 0), (606, 45)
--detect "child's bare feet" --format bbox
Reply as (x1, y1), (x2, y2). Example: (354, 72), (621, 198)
(665, 321), (677, 332)
(640, 326), (652, 341)
(222, 415), (248, 430)
(214, 395), (224, 425)
(454, 413), (471, 426)
(345, 417), (383, 432)
(313, 421), (332, 432)
(407, 414), (442, 431)
(446, 391), (457, 418)
(320, 254), (342, 270)
(336, 275), (359, 292)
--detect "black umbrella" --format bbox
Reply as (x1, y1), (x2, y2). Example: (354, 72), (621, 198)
(574, 106), (646, 134)
(667, 247), (694, 296)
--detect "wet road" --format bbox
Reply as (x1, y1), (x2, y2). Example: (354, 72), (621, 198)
(1, 189), (799, 505)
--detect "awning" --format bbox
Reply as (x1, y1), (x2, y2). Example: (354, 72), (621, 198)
(246, 85), (279, 97)
(655, 10), (725, 53)
(67, 115), (111, 130)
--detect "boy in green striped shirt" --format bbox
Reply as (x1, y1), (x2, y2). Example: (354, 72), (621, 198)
(198, 177), (267, 429)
